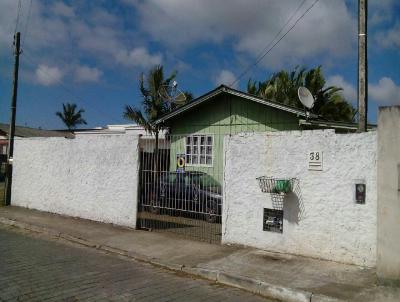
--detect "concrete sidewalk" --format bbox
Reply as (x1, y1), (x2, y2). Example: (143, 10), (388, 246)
(0, 206), (397, 302)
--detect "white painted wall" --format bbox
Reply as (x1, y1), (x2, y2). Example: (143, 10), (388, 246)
(377, 106), (400, 282)
(223, 130), (377, 267)
(11, 134), (140, 228)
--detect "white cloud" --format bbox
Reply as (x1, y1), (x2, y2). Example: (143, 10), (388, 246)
(35, 64), (63, 86)
(369, 0), (398, 25)
(74, 65), (103, 83)
(131, 0), (356, 67)
(0, 0), (159, 76)
(369, 77), (400, 105)
(370, 12), (391, 27)
(326, 75), (357, 103)
(89, 8), (119, 26)
(215, 70), (238, 89)
(375, 23), (400, 49)
(326, 75), (400, 105)
(116, 47), (162, 68)
(0, 0), (32, 53)
(51, 2), (75, 18)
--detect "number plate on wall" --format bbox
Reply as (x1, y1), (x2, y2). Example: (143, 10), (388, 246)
(308, 151), (323, 171)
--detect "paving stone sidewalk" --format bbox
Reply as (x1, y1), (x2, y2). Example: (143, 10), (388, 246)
(0, 227), (274, 302)
(0, 206), (398, 302)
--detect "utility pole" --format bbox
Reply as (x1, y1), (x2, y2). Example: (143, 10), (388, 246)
(4, 32), (21, 206)
(358, 0), (368, 132)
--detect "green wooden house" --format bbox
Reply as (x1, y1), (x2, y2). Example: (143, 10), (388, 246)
(154, 85), (319, 186)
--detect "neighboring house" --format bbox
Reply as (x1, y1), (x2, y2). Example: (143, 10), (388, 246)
(0, 123), (72, 155)
(73, 124), (169, 152)
(154, 85), (374, 185)
(0, 123), (72, 181)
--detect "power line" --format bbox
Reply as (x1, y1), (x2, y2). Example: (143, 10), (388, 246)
(22, 53), (122, 125)
(14, 0), (22, 34)
(242, 0), (308, 74)
(231, 0), (320, 87)
(22, 0), (33, 48)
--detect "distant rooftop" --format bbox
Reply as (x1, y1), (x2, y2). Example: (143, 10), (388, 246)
(0, 123), (73, 138)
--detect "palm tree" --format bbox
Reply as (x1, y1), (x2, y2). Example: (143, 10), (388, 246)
(247, 66), (356, 122)
(56, 103), (87, 130)
(124, 65), (190, 208)
(124, 65), (177, 168)
(124, 65), (193, 168)
(304, 67), (356, 122)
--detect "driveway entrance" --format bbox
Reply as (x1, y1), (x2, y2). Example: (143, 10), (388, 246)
(137, 134), (222, 243)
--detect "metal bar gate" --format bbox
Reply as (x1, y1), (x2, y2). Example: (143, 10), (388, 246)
(0, 154), (6, 206)
(137, 134), (222, 243)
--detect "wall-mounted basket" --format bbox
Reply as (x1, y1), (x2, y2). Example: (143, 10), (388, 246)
(256, 177), (295, 194)
(256, 177), (297, 209)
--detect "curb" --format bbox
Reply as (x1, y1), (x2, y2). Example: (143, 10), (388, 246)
(0, 217), (345, 302)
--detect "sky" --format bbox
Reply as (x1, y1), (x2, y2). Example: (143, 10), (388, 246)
(0, 0), (399, 129)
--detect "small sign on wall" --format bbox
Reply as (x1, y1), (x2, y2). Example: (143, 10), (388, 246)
(176, 154), (185, 173)
(308, 151), (323, 171)
(263, 208), (283, 233)
(355, 183), (366, 204)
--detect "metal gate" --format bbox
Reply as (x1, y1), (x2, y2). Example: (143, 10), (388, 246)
(0, 154), (6, 206)
(137, 134), (222, 243)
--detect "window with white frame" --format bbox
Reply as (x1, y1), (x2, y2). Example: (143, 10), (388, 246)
(185, 135), (213, 166)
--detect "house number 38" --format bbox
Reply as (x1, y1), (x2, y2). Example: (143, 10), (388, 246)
(309, 152), (320, 161)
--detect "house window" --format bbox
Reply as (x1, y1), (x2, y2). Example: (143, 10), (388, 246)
(185, 135), (213, 166)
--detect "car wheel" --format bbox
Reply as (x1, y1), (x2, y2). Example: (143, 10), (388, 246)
(149, 193), (160, 214)
(192, 184), (199, 201)
(160, 184), (166, 197)
(206, 206), (217, 223)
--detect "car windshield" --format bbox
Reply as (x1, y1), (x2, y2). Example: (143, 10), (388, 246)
(185, 173), (221, 192)
(161, 172), (220, 192)
(160, 172), (177, 184)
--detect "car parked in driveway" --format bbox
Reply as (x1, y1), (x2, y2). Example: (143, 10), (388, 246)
(141, 171), (222, 223)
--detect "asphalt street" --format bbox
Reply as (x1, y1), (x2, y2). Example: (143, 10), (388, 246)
(0, 226), (272, 302)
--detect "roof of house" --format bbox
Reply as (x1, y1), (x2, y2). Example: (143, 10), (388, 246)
(153, 85), (377, 132)
(299, 119), (376, 131)
(72, 124), (142, 135)
(0, 123), (73, 138)
(154, 85), (318, 125)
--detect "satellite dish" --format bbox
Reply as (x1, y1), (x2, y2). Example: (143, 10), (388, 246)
(159, 82), (187, 108)
(298, 87), (315, 109)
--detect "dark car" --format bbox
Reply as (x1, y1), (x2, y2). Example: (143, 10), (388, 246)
(141, 171), (222, 223)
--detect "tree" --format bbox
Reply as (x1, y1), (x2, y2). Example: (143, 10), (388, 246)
(124, 65), (191, 209)
(247, 66), (356, 122)
(123, 65), (192, 165)
(56, 103), (87, 130)
(124, 64), (177, 144)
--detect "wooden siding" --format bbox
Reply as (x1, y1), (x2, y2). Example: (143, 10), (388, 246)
(167, 94), (300, 184)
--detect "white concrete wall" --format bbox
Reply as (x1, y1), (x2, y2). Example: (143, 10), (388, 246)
(223, 130), (377, 267)
(11, 134), (140, 228)
(377, 106), (400, 282)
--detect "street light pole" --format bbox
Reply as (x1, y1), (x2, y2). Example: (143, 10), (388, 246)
(4, 32), (21, 206)
(358, 0), (368, 132)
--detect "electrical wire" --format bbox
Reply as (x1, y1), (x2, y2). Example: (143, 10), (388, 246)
(230, 0), (320, 87)
(241, 0), (307, 75)
(14, 0), (22, 34)
(22, 0), (33, 48)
